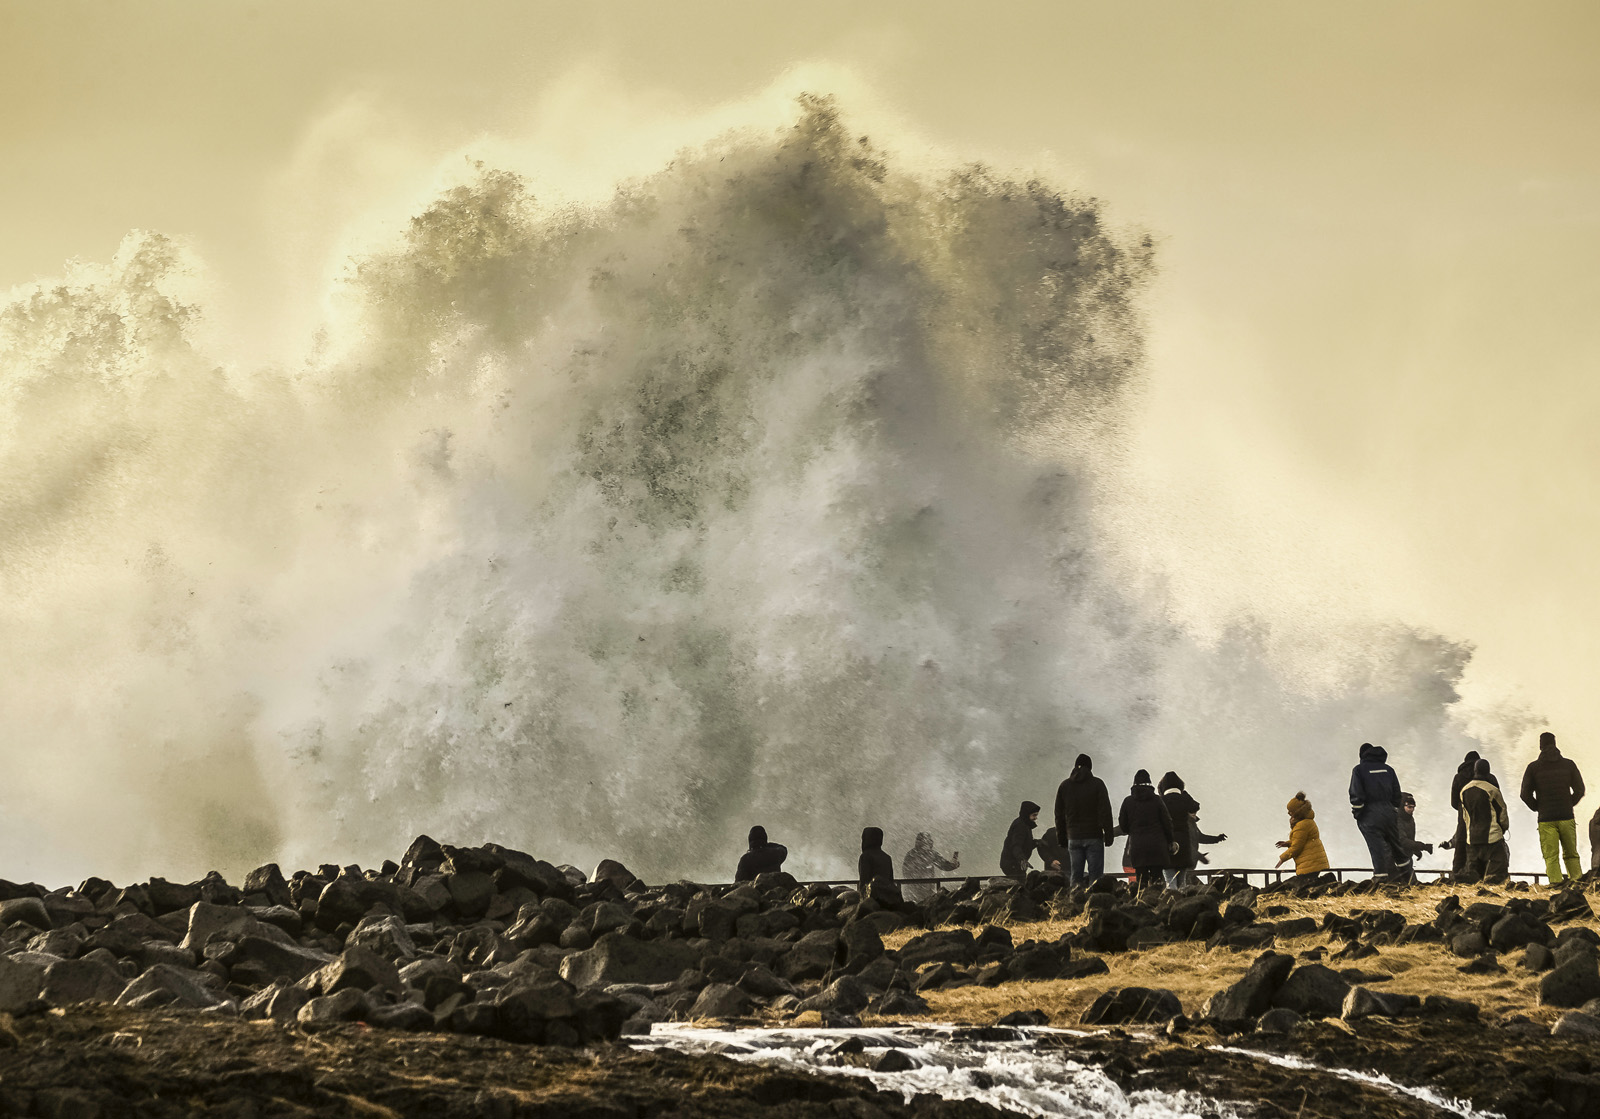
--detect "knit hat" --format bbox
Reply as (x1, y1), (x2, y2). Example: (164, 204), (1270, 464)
(1157, 771), (1183, 793)
(1287, 791), (1313, 822)
(1132, 769), (1152, 786)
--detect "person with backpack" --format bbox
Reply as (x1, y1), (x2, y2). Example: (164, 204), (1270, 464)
(1520, 731), (1587, 886)
(1348, 742), (1408, 880)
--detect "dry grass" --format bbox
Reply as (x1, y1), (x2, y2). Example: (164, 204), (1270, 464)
(873, 881), (1597, 1028)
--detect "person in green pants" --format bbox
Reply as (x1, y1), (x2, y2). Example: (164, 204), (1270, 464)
(1519, 731), (1587, 885)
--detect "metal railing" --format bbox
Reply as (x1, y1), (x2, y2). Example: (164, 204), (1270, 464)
(742, 867), (1558, 890)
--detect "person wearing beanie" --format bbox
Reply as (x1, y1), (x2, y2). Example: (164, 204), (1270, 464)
(734, 825), (789, 883)
(1520, 731), (1586, 885)
(999, 801), (1043, 880)
(1460, 758), (1511, 883)
(902, 832), (960, 903)
(1054, 752), (1114, 890)
(1118, 770), (1176, 890)
(1348, 742), (1408, 881)
(1394, 791), (1434, 880)
(858, 827), (895, 895)
(1275, 792), (1331, 878)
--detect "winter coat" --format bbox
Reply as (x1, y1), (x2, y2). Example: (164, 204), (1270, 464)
(1451, 760), (1499, 811)
(858, 828), (894, 890)
(1349, 743), (1403, 820)
(1037, 827), (1067, 874)
(1520, 743), (1586, 822)
(1000, 806), (1041, 879)
(1283, 798), (1330, 875)
(1055, 766), (1114, 843)
(734, 842), (788, 883)
(1461, 779), (1509, 844)
(1397, 811), (1428, 859)
(1160, 784), (1201, 868)
(902, 841), (958, 880)
(1117, 784), (1174, 870)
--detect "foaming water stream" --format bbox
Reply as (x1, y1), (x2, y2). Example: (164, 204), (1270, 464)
(642, 1023), (1238, 1118)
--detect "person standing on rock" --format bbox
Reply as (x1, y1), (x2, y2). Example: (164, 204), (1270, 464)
(1054, 753), (1114, 891)
(858, 827), (896, 897)
(1520, 731), (1587, 886)
(1460, 759), (1511, 883)
(1156, 772), (1226, 888)
(1348, 742), (1408, 881)
(1118, 770), (1176, 891)
(734, 826), (788, 883)
(901, 833), (959, 902)
(1275, 792), (1330, 880)
(999, 801), (1043, 879)
(1447, 751), (1490, 877)
(1395, 792), (1434, 880)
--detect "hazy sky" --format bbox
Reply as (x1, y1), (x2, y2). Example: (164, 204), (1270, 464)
(4, 1), (1598, 818)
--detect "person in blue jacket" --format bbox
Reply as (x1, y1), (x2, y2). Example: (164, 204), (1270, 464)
(1349, 742), (1408, 880)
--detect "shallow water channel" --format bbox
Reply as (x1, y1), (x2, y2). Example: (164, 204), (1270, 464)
(637, 1022), (1238, 1118)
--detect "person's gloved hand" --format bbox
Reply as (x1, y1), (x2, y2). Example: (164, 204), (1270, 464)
(1197, 853), (1210, 864)
(1104, 837), (1115, 848)
(1423, 842), (1435, 854)
(1217, 833), (1229, 842)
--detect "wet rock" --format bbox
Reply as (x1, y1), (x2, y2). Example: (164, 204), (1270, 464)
(1539, 956), (1600, 1007)
(1255, 1007), (1303, 1034)
(872, 1049), (917, 1073)
(1551, 1010), (1600, 1038)
(689, 982), (754, 1019)
(870, 989), (929, 1017)
(317, 945), (402, 996)
(996, 1009), (1048, 1026)
(1081, 986), (1183, 1025)
(40, 958), (125, 1006)
(115, 963), (222, 1009)
(561, 932), (703, 988)
(1202, 951), (1294, 1023)
(0, 897), (51, 931)
(224, 936), (332, 988)
(297, 988), (371, 1029)
(797, 975), (871, 1016)
(348, 914), (417, 961)
(1270, 964), (1350, 1018)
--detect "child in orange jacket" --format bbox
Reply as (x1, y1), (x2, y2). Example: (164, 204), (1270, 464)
(1275, 791), (1331, 876)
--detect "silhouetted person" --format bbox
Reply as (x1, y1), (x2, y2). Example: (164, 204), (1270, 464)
(1447, 751), (1489, 876)
(902, 833), (959, 902)
(734, 825), (788, 883)
(858, 827), (895, 898)
(1037, 826), (1066, 881)
(999, 801), (1042, 879)
(1275, 792), (1330, 880)
(1055, 752), (1114, 890)
(1157, 772), (1225, 887)
(1395, 792), (1434, 879)
(1118, 770), (1175, 890)
(1591, 805), (1600, 874)
(1521, 731), (1587, 885)
(1461, 758), (1510, 883)
(1348, 742), (1407, 880)
(1188, 813), (1227, 878)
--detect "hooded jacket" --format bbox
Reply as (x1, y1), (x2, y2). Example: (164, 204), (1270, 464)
(1520, 736), (1586, 822)
(1158, 772), (1202, 868)
(1117, 776), (1174, 870)
(1055, 754), (1114, 844)
(734, 826), (788, 883)
(1282, 794), (1331, 875)
(1461, 779), (1509, 845)
(1449, 752), (1499, 810)
(1348, 743), (1403, 818)
(902, 834), (958, 879)
(858, 827), (894, 890)
(1000, 801), (1042, 878)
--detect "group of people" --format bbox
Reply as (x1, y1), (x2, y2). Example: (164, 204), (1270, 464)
(732, 732), (1595, 892)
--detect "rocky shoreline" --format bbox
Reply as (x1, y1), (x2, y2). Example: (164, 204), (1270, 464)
(2, 838), (1600, 1116)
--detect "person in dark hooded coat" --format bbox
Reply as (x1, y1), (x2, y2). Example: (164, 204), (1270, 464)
(999, 801), (1042, 879)
(1157, 772), (1201, 888)
(1118, 771), (1175, 889)
(1521, 731), (1586, 885)
(734, 826), (788, 883)
(858, 827), (895, 894)
(1446, 751), (1497, 876)
(1054, 753), (1114, 890)
(1348, 742), (1407, 879)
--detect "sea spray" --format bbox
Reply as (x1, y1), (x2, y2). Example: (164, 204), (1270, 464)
(0, 96), (1482, 884)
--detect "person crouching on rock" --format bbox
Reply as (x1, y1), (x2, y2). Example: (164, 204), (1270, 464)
(999, 801), (1043, 880)
(1118, 771), (1176, 891)
(1275, 792), (1330, 881)
(734, 825), (788, 883)
(1461, 759), (1511, 883)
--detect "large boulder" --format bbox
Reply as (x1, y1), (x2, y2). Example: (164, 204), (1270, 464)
(896, 930), (976, 971)
(777, 930), (842, 983)
(690, 982), (755, 1019)
(40, 958), (127, 1005)
(839, 921), (884, 972)
(1270, 964), (1351, 1018)
(348, 914), (417, 961)
(180, 901), (285, 953)
(797, 975), (872, 1016)
(1539, 956), (1600, 1008)
(559, 932), (703, 988)
(297, 988), (371, 1030)
(317, 945), (402, 996)
(0, 897), (52, 931)
(242, 864), (293, 908)
(224, 937), (333, 988)
(0, 956), (45, 1012)
(495, 978), (579, 1043)
(1080, 987), (1183, 1025)
(116, 964), (222, 1009)
(1202, 951), (1295, 1023)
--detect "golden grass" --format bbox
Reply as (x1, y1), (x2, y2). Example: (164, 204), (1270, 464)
(872, 881), (1597, 1028)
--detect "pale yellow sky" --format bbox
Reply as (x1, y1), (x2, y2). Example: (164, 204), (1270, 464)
(3, 1), (1599, 868)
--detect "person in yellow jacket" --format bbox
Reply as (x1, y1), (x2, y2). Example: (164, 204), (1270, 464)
(1274, 792), (1331, 879)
